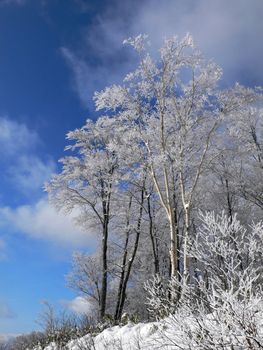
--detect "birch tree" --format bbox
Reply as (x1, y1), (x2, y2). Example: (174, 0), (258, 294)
(90, 36), (199, 283)
(46, 34), (263, 325)
(94, 34), (262, 285)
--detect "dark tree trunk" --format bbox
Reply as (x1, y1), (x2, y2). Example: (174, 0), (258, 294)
(147, 194), (160, 275)
(114, 183), (145, 322)
(99, 176), (112, 320)
(100, 201), (109, 320)
(114, 196), (132, 321)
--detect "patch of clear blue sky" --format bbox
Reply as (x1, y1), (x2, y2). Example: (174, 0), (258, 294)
(0, 0), (262, 336)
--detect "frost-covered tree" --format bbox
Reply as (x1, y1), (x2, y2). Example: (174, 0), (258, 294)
(47, 34), (262, 327)
(145, 212), (263, 349)
(46, 117), (119, 320)
(197, 99), (263, 227)
(94, 34), (261, 284)
(67, 252), (101, 313)
(227, 105), (263, 211)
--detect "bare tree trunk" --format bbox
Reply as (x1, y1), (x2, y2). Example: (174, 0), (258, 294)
(147, 194), (160, 275)
(169, 211), (178, 279)
(183, 206), (190, 286)
(225, 178), (233, 223)
(114, 185), (145, 321)
(114, 196), (132, 322)
(99, 167), (114, 320)
(100, 201), (109, 320)
(171, 178), (181, 281)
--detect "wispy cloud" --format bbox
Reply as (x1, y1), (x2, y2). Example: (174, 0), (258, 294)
(61, 48), (94, 108)
(0, 0), (27, 6)
(0, 238), (7, 261)
(73, 0), (94, 13)
(8, 155), (55, 193)
(61, 296), (95, 315)
(0, 302), (16, 319)
(0, 117), (39, 156)
(0, 118), (96, 248)
(0, 333), (18, 343)
(0, 199), (96, 247)
(0, 116), (56, 194)
(61, 43), (135, 108)
(64, 0), (263, 106)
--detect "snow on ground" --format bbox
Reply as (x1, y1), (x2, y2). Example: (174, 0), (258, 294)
(34, 307), (263, 349)
(39, 319), (173, 349)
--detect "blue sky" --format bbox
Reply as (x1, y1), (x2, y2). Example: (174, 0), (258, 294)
(0, 0), (262, 336)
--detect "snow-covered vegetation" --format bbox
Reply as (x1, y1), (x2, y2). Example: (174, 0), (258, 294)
(3, 33), (263, 349)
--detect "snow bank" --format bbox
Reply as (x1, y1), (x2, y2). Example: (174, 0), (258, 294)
(35, 306), (263, 349)
(39, 319), (173, 350)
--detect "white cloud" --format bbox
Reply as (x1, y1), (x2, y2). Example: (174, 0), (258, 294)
(0, 117), (96, 249)
(0, 116), (56, 193)
(0, 117), (39, 156)
(129, 0), (263, 81)
(0, 199), (96, 247)
(8, 155), (56, 192)
(64, 0), (263, 106)
(0, 238), (7, 261)
(61, 48), (94, 107)
(61, 45), (134, 108)
(0, 0), (26, 6)
(73, 0), (93, 13)
(0, 302), (16, 319)
(61, 296), (96, 315)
